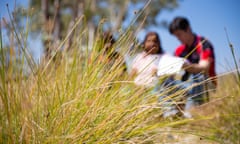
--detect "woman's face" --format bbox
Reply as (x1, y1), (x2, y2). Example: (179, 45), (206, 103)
(144, 34), (160, 54)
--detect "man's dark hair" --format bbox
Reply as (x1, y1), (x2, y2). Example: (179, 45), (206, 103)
(169, 16), (190, 34)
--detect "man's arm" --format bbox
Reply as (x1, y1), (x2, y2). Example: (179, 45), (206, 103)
(183, 59), (211, 74)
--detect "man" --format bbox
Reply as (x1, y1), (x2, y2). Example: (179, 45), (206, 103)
(169, 16), (217, 111)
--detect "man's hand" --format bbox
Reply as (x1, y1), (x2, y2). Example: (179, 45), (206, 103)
(183, 59), (211, 74)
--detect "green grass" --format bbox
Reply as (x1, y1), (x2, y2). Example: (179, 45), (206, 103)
(0, 12), (239, 144)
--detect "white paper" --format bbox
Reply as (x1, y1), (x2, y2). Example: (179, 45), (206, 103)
(157, 54), (185, 76)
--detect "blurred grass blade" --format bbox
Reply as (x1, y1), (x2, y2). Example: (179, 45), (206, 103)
(224, 27), (240, 86)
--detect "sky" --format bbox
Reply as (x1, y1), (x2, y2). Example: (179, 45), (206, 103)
(1, 0), (240, 74)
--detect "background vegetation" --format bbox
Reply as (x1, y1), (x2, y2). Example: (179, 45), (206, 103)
(0, 0), (239, 143)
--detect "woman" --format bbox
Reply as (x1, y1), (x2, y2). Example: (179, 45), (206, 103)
(131, 31), (188, 118)
(131, 32), (164, 87)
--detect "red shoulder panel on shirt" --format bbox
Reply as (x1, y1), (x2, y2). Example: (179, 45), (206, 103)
(175, 45), (185, 56)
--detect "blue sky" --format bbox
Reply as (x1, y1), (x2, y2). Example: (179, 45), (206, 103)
(1, 0), (240, 74)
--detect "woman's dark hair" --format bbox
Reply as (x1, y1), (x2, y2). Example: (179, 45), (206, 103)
(169, 16), (190, 34)
(143, 32), (164, 54)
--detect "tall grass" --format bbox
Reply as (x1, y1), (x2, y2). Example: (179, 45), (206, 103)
(0, 14), (165, 143)
(0, 9), (240, 144)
